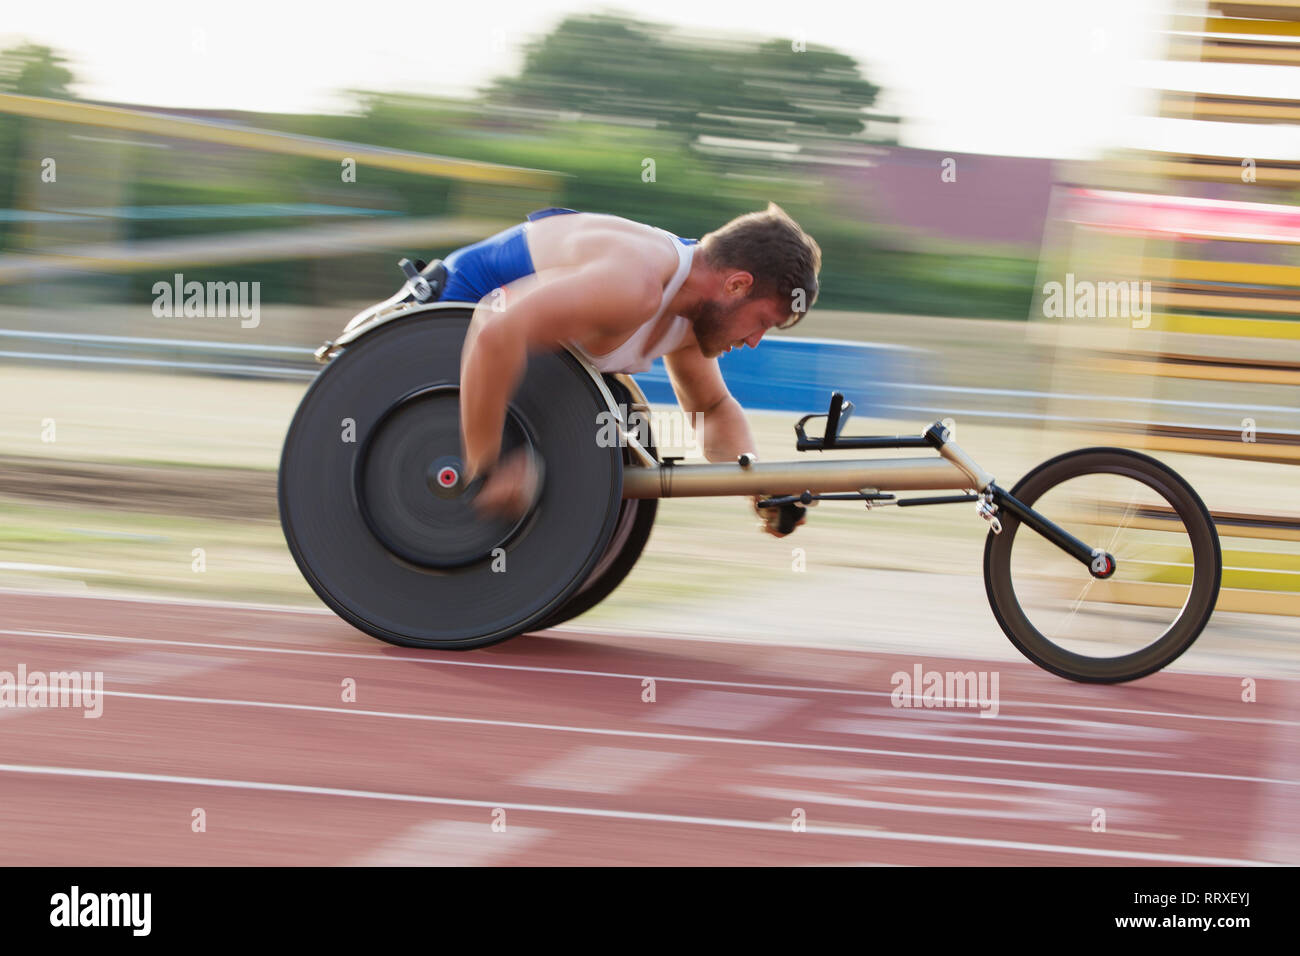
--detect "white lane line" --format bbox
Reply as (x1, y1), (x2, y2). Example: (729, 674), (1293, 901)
(96, 650), (241, 684)
(843, 709), (1193, 740)
(644, 691), (804, 731)
(4, 587), (1298, 683)
(0, 628), (884, 696)
(5, 627), (1298, 728)
(41, 687), (1300, 787)
(763, 764), (1159, 795)
(735, 785), (1150, 825)
(0, 563), (110, 575)
(0, 650), (235, 722)
(750, 768), (1160, 826)
(0, 761), (1275, 866)
(0, 587), (333, 615)
(515, 747), (690, 795)
(348, 821), (550, 866)
(558, 618), (1300, 679)
(812, 721), (1167, 756)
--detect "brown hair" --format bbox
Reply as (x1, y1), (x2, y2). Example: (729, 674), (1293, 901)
(699, 202), (821, 329)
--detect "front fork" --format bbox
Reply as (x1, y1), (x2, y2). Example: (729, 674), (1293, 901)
(926, 420), (1115, 581)
(982, 484), (1116, 580)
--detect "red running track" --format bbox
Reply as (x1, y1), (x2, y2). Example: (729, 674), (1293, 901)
(0, 590), (1296, 866)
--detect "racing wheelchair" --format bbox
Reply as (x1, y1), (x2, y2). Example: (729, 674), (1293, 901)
(278, 258), (1222, 684)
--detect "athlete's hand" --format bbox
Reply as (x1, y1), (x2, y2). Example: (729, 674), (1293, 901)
(751, 493), (809, 537)
(472, 447), (544, 520)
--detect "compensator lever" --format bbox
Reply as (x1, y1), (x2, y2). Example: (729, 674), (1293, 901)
(795, 392), (934, 452)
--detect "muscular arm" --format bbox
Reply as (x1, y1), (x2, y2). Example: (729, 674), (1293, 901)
(663, 340), (804, 536)
(696, 395), (759, 463)
(662, 345), (757, 463)
(459, 261), (660, 478)
(664, 338), (805, 536)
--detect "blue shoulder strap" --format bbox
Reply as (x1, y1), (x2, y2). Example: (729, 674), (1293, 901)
(526, 207), (580, 221)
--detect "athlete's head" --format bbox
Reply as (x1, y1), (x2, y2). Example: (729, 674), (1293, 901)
(691, 202), (821, 359)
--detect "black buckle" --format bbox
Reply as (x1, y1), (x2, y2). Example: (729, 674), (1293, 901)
(397, 258), (448, 303)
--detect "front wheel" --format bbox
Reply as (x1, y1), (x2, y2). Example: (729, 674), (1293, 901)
(983, 448), (1221, 683)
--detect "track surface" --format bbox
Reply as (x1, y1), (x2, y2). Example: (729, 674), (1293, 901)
(1, 590), (1296, 866)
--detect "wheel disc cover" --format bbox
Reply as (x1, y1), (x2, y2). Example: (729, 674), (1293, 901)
(356, 385), (533, 569)
(278, 310), (623, 647)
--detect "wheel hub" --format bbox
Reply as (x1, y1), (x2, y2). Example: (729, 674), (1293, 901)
(355, 385), (534, 569)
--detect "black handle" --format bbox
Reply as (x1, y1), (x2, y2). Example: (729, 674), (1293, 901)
(823, 392), (845, 446)
(775, 501), (806, 535)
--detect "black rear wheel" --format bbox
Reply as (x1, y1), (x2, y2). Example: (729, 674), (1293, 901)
(983, 448), (1221, 683)
(278, 306), (624, 649)
(536, 375), (659, 629)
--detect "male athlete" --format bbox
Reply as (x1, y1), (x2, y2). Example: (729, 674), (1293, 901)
(451, 203), (822, 536)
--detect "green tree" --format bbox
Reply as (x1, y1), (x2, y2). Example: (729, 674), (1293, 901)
(0, 42), (76, 98)
(482, 13), (883, 146)
(0, 43), (78, 250)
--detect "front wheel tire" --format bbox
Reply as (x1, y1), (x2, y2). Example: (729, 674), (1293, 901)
(983, 448), (1221, 683)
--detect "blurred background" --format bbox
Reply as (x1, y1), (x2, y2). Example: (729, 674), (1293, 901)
(0, 0), (1296, 662)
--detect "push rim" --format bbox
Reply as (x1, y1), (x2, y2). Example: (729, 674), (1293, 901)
(535, 375), (660, 628)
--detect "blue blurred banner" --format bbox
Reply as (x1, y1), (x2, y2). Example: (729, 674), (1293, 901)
(631, 337), (926, 414)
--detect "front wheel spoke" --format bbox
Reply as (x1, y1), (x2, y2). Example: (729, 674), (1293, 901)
(1014, 477), (1192, 656)
(1103, 484), (1141, 556)
(1054, 575), (1096, 641)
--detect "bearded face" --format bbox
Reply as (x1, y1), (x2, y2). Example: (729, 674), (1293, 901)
(691, 295), (745, 359)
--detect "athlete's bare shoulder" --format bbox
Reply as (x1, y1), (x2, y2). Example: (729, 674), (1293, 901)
(526, 213), (678, 288)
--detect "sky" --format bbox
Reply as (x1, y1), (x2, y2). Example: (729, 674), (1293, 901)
(4, 0), (1298, 160)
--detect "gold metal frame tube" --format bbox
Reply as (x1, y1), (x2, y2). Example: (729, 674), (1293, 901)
(622, 458), (971, 499)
